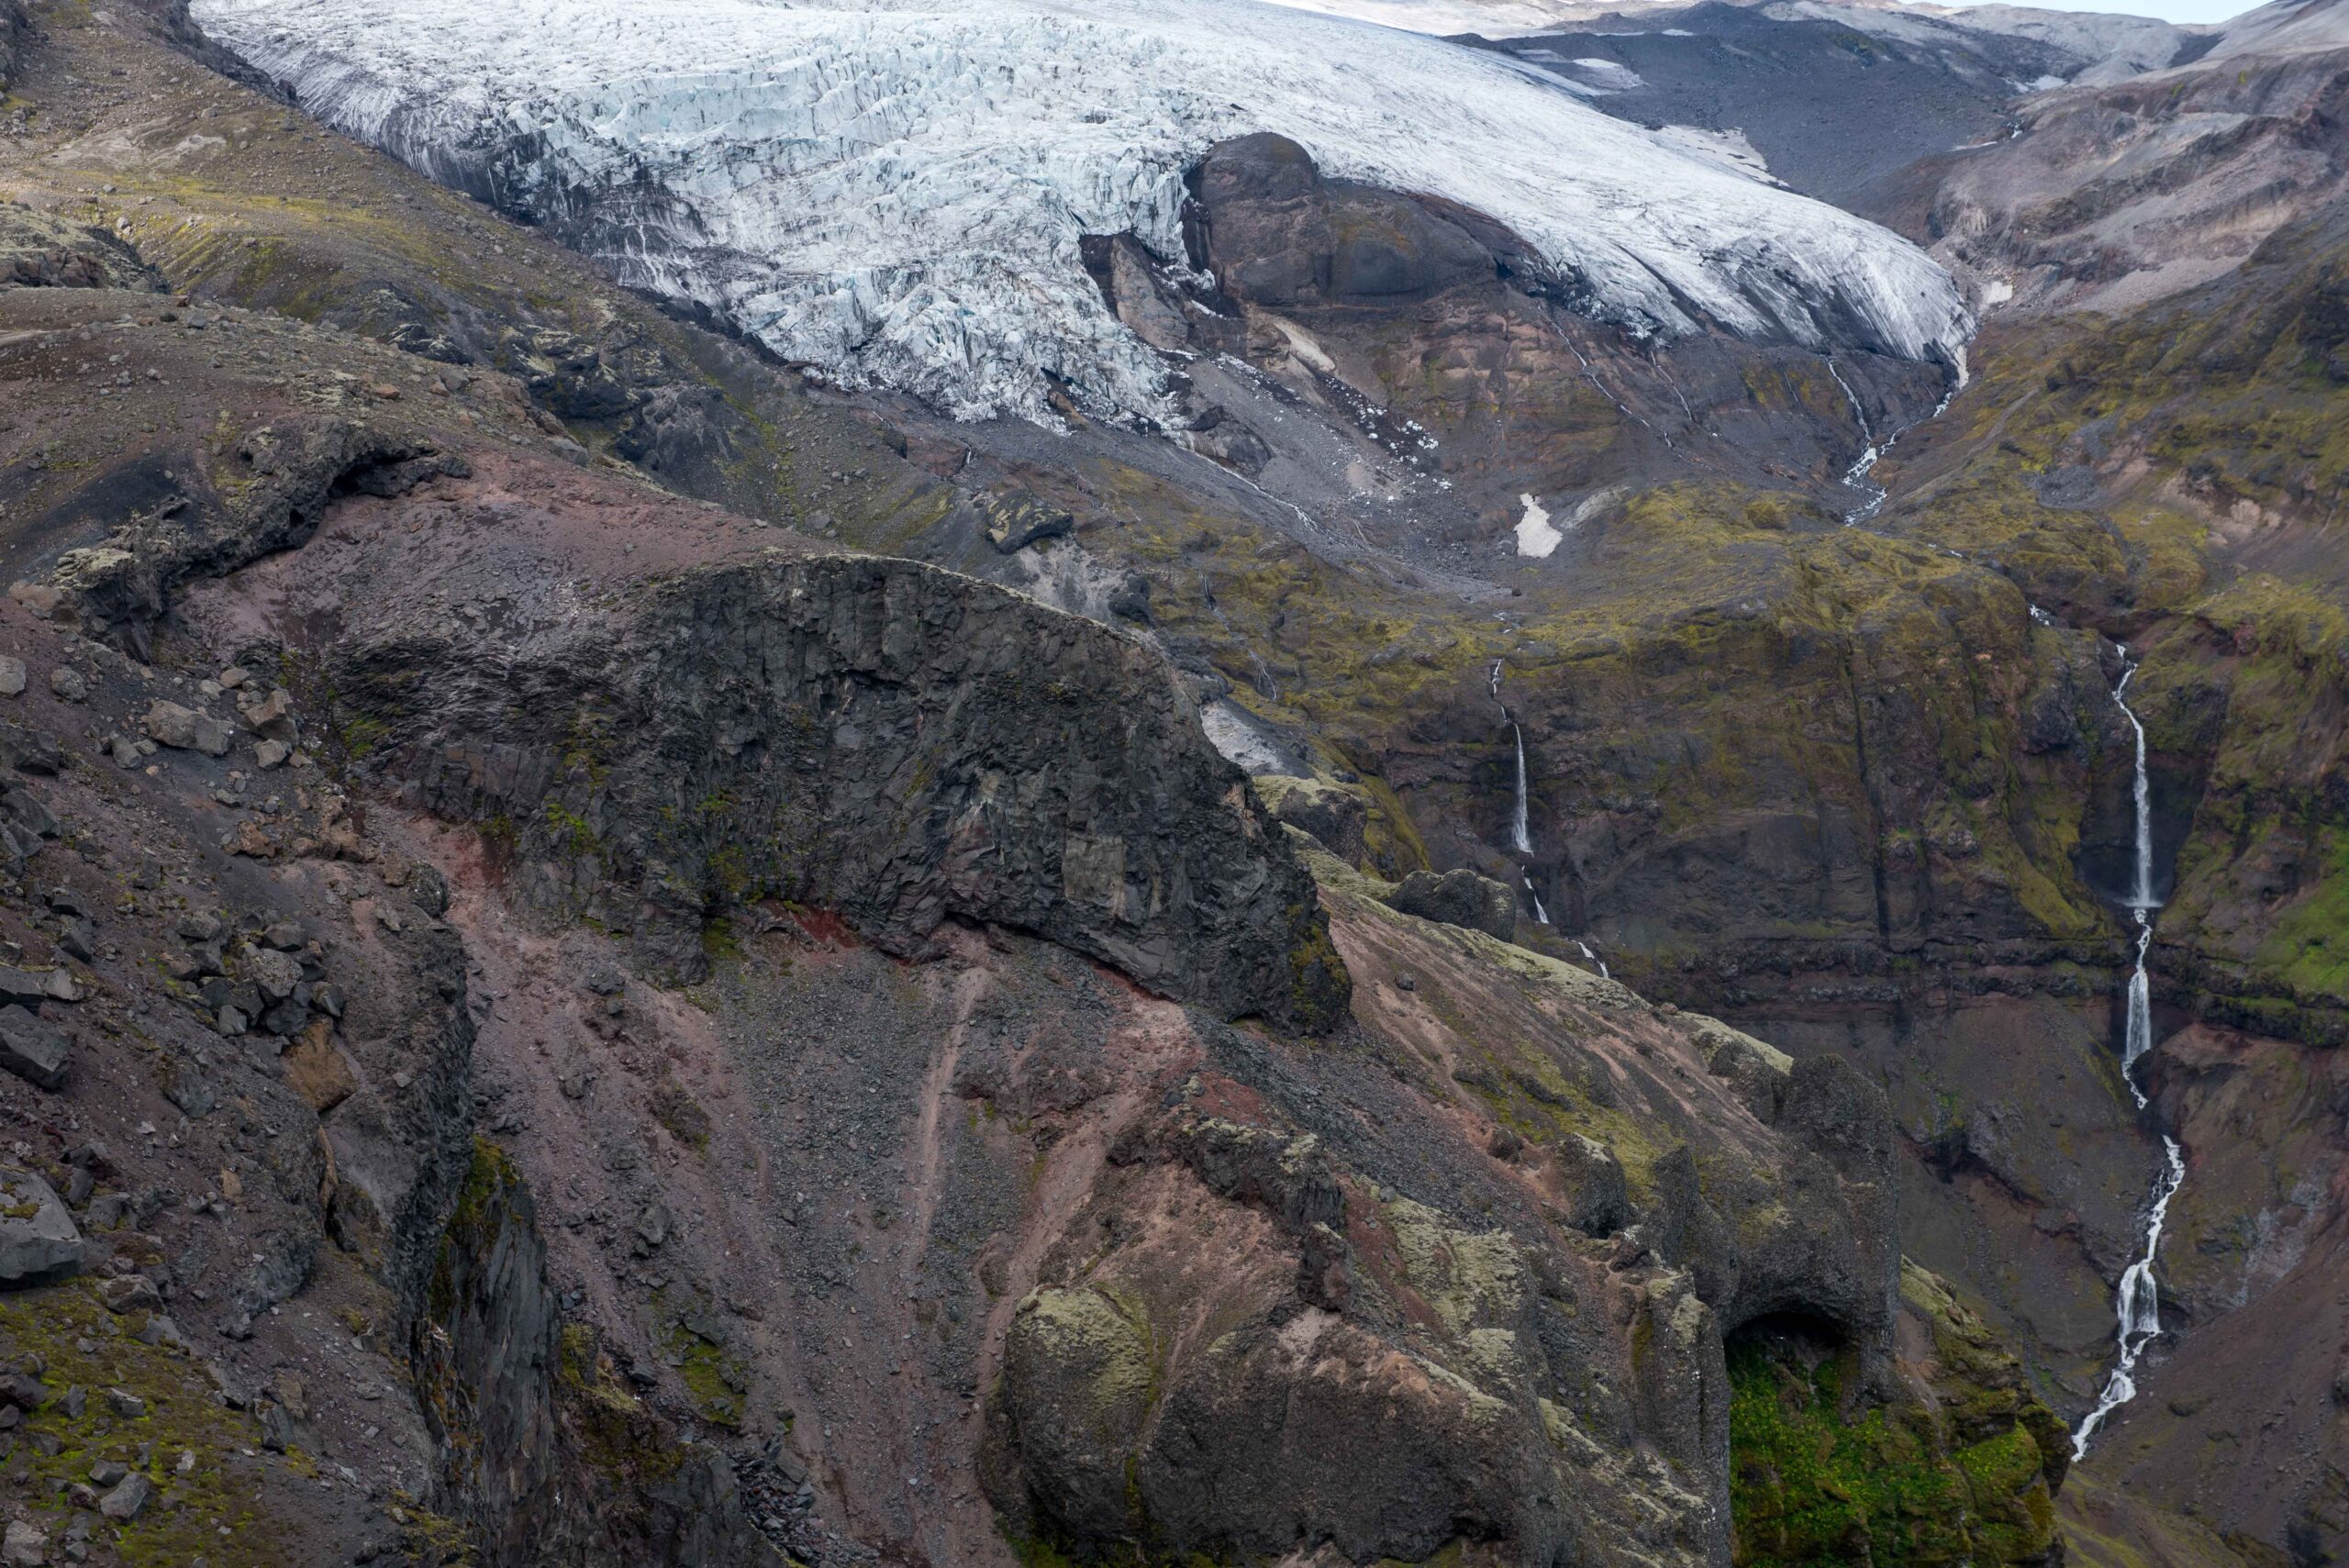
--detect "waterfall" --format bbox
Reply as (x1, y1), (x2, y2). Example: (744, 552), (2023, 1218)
(1508, 726), (1533, 855)
(1493, 660), (1534, 856)
(1575, 940), (1610, 980)
(1524, 873), (1549, 926)
(2073, 649), (2179, 1460)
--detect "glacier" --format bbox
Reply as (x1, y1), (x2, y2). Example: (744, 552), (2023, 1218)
(191, 0), (1974, 425)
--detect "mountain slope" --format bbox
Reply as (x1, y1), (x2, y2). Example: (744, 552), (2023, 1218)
(189, 0), (1971, 426)
(1913, 0), (2349, 314)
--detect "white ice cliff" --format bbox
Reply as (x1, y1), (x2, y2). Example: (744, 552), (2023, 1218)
(192, 0), (1974, 424)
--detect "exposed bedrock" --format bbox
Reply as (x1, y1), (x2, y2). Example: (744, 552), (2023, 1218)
(978, 857), (2065, 1568)
(1076, 130), (1956, 541)
(275, 540), (1350, 1030)
(0, 369), (1347, 1029)
(1352, 517), (2135, 963)
(1920, 44), (2349, 317)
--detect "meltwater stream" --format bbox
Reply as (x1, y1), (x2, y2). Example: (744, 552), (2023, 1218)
(1831, 359), (1963, 527)
(1489, 661), (1555, 929)
(1827, 360), (1887, 523)
(2072, 650), (2185, 1460)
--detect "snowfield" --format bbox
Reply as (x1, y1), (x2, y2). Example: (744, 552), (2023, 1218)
(192, 0), (1973, 424)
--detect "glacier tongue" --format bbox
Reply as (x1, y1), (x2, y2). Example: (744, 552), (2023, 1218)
(191, 0), (1974, 425)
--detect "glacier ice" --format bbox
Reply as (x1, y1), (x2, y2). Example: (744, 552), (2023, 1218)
(192, 0), (1974, 425)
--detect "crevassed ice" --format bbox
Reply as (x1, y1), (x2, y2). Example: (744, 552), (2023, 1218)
(192, 0), (1974, 424)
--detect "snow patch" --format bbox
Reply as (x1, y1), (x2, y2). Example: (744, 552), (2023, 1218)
(1200, 700), (1308, 776)
(1516, 495), (1564, 558)
(192, 0), (1972, 425)
(1567, 57), (1646, 89)
(1650, 125), (1780, 186)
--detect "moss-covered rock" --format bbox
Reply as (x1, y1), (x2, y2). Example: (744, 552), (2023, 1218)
(0, 1279), (285, 1566)
(1727, 1262), (2065, 1568)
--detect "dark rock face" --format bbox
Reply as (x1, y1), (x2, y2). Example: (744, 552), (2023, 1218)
(0, 1), (23, 96)
(412, 1142), (778, 1568)
(1187, 132), (1513, 309)
(1386, 865), (1519, 940)
(1252, 775), (1369, 864)
(335, 552), (1348, 1030)
(47, 417), (462, 655)
(1547, 1131), (1630, 1235)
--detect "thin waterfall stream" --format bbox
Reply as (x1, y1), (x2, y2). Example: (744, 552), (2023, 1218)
(1490, 661), (1550, 926)
(1508, 727), (1533, 856)
(2072, 649), (2185, 1459)
(1827, 359), (1886, 523)
(1831, 359), (1962, 527)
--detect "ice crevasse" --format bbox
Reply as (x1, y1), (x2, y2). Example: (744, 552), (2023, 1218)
(192, 0), (1976, 424)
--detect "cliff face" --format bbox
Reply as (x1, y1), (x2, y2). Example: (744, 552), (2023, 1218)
(317, 550), (1347, 1030)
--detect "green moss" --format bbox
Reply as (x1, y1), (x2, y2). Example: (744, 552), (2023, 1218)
(1729, 1332), (1974, 1568)
(0, 1281), (281, 1565)
(1728, 1302), (2063, 1568)
(543, 800), (599, 860)
(650, 1289), (749, 1429)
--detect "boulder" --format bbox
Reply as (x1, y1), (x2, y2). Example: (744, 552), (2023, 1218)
(282, 1018), (358, 1114)
(1546, 1132), (1630, 1236)
(97, 1274), (161, 1313)
(0, 1004), (67, 1089)
(2, 1520), (48, 1567)
(982, 490), (1074, 553)
(1252, 775), (1368, 863)
(97, 1473), (150, 1521)
(243, 944), (305, 1002)
(240, 686), (299, 741)
(0, 789), (55, 841)
(0, 1167), (83, 1287)
(1383, 867), (1517, 940)
(141, 700), (233, 757)
(0, 657), (23, 697)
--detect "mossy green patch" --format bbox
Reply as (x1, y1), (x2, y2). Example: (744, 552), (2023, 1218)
(0, 1281), (284, 1566)
(1730, 1330), (1975, 1568)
